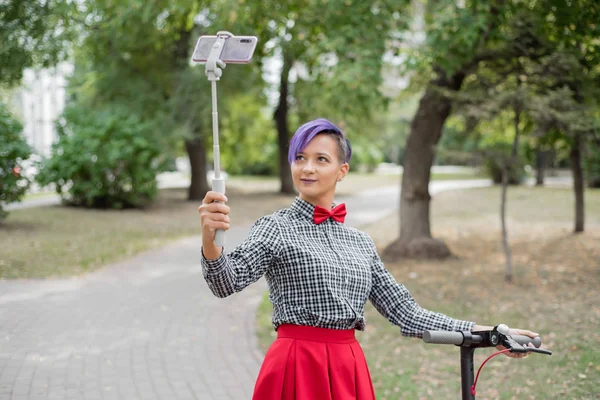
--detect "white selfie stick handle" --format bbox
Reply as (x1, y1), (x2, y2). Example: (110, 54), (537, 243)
(212, 177), (226, 247)
(205, 35), (231, 248)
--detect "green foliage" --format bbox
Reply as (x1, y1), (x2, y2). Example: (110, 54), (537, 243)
(0, 0), (77, 87)
(448, 91), (531, 183)
(66, 0), (273, 190)
(402, 0), (600, 173)
(437, 117), (483, 166)
(304, 0), (406, 118)
(168, 56), (265, 142)
(230, 0), (405, 132)
(482, 145), (526, 185)
(37, 104), (168, 209)
(293, 80), (418, 171)
(0, 102), (32, 218)
(420, 1), (493, 76)
(478, 113), (528, 185)
(65, 0), (193, 123)
(351, 139), (385, 173)
(220, 94), (277, 176)
(446, 111), (527, 183)
(216, 0), (408, 176)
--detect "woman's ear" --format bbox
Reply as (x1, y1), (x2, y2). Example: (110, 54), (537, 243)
(338, 162), (349, 182)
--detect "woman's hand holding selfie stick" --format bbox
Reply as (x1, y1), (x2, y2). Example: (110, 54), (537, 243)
(199, 191), (230, 260)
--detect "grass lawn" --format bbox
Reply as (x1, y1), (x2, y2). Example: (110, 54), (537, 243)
(22, 191), (56, 201)
(255, 186), (600, 400)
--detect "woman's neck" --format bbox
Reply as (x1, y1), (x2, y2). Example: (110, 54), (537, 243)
(299, 193), (334, 209)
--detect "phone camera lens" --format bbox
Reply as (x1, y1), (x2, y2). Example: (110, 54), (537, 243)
(241, 39), (251, 43)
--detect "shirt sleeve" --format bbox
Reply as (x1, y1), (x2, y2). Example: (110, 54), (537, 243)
(366, 237), (475, 337)
(202, 215), (281, 298)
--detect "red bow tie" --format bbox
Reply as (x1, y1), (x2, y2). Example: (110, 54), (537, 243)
(313, 203), (347, 224)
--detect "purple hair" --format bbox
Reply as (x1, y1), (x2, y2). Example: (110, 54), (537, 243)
(287, 118), (352, 164)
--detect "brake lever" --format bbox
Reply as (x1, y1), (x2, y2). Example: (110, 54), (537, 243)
(526, 347), (553, 355)
(501, 336), (528, 353)
(498, 330), (553, 356)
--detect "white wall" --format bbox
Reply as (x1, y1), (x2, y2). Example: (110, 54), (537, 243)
(12, 63), (73, 157)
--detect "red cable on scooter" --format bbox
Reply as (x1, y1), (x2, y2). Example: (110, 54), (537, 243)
(470, 349), (511, 396)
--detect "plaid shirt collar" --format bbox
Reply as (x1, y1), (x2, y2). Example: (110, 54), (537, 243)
(289, 197), (339, 223)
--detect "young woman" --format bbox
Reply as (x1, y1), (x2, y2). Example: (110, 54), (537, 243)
(199, 118), (537, 400)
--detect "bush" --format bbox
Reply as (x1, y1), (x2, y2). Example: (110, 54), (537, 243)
(219, 94), (278, 176)
(0, 103), (32, 219)
(482, 144), (527, 185)
(484, 158), (526, 185)
(37, 104), (168, 209)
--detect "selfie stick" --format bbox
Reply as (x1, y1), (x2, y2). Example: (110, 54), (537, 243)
(205, 31), (232, 247)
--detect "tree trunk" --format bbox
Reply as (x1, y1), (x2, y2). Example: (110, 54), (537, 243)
(500, 166), (512, 283)
(172, 24), (208, 201)
(570, 132), (585, 233)
(383, 74), (465, 260)
(274, 52), (295, 194)
(185, 136), (210, 201)
(173, 28), (192, 67)
(535, 146), (546, 186)
(500, 106), (521, 284)
(381, 0), (506, 261)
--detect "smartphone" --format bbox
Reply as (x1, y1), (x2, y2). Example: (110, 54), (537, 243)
(192, 35), (258, 64)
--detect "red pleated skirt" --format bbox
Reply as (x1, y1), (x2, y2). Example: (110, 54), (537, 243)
(252, 324), (376, 400)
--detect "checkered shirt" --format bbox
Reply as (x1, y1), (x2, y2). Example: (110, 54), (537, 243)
(202, 197), (475, 337)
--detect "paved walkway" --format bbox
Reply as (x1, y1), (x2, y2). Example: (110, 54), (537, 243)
(0, 180), (491, 400)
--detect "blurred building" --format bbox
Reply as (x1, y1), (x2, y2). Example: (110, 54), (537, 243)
(11, 63), (73, 157)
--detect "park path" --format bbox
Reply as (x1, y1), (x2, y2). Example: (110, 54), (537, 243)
(0, 180), (490, 400)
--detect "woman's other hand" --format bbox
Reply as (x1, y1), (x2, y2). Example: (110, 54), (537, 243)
(498, 328), (539, 359)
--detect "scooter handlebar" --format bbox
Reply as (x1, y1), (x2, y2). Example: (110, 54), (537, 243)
(423, 330), (465, 345)
(511, 334), (542, 348)
(423, 329), (543, 348)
